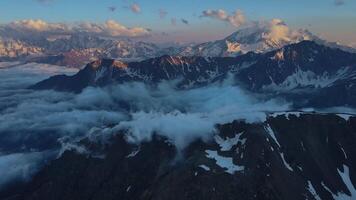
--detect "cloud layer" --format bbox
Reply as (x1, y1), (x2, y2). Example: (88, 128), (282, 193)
(2, 60), (355, 189)
(1, 19), (150, 38)
(0, 63), (290, 153)
(0, 151), (53, 189)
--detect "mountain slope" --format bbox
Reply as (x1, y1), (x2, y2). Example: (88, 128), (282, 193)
(179, 20), (355, 58)
(12, 113), (356, 200)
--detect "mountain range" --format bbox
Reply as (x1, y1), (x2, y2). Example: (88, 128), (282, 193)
(1, 21), (355, 68)
(31, 40), (356, 108)
(2, 20), (356, 200)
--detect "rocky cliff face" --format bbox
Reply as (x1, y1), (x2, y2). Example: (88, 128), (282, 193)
(8, 113), (355, 200)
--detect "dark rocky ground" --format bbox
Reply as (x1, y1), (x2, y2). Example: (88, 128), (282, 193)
(3, 113), (355, 200)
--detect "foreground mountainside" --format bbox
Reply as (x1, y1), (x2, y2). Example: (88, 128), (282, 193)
(8, 113), (355, 200)
(31, 41), (356, 108)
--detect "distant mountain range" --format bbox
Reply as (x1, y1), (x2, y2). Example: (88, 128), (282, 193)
(1, 22), (355, 68)
(32, 41), (356, 108)
(0, 34), (176, 67)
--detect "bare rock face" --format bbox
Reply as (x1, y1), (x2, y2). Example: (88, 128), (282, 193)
(10, 113), (355, 200)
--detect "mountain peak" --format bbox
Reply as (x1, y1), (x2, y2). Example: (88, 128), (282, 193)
(180, 20), (319, 58)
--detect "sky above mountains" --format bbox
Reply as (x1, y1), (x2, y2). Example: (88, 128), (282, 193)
(0, 0), (355, 45)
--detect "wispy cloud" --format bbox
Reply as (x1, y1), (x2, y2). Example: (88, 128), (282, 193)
(159, 9), (168, 19)
(102, 20), (148, 36)
(0, 62), (290, 187)
(34, 0), (54, 4)
(201, 9), (246, 27)
(181, 19), (189, 25)
(171, 18), (177, 26)
(8, 19), (68, 32)
(1, 19), (150, 37)
(130, 3), (141, 13)
(334, 0), (345, 6)
(108, 6), (117, 12)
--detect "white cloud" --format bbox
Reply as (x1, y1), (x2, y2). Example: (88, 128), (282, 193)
(201, 9), (246, 27)
(1, 19), (150, 37)
(263, 19), (292, 42)
(8, 19), (68, 32)
(104, 20), (149, 37)
(0, 151), (51, 188)
(0, 64), (290, 188)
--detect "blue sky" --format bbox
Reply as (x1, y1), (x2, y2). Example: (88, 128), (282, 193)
(0, 0), (355, 44)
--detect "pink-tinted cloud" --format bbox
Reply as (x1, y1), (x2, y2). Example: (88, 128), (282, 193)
(201, 9), (245, 27)
(3, 19), (150, 37)
(130, 3), (141, 13)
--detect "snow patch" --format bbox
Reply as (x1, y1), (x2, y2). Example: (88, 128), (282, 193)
(263, 67), (350, 91)
(264, 124), (281, 147)
(199, 165), (211, 171)
(205, 150), (244, 174)
(337, 114), (353, 121)
(280, 152), (293, 171)
(126, 147), (140, 158)
(270, 111), (302, 119)
(94, 67), (108, 82)
(214, 132), (245, 151)
(339, 144), (348, 160)
(336, 165), (356, 199)
(307, 181), (322, 200)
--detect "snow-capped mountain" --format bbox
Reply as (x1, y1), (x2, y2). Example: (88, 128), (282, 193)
(1, 20), (355, 68)
(179, 19), (314, 57)
(179, 19), (356, 57)
(0, 33), (177, 67)
(0, 38), (44, 59)
(31, 41), (356, 108)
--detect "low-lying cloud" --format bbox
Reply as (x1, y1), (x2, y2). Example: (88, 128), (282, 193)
(0, 63), (290, 189)
(0, 151), (52, 189)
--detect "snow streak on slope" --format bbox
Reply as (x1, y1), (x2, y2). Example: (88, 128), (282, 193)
(263, 67), (351, 91)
